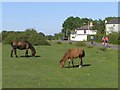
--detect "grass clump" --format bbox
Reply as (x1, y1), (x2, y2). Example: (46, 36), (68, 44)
(75, 41), (86, 46)
(99, 47), (107, 51)
(86, 45), (93, 48)
(56, 41), (62, 44)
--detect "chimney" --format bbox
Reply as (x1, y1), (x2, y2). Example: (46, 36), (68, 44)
(90, 22), (93, 27)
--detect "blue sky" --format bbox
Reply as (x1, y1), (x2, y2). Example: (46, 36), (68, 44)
(2, 2), (118, 35)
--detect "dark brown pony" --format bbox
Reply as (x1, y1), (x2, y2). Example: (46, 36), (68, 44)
(60, 48), (85, 68)
(10, 41), (36, 57)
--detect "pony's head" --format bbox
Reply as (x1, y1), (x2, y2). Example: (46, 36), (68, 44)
(31, 50), (36, 56)
(30, 46), (36, 57)
(60, 59), (65, 68)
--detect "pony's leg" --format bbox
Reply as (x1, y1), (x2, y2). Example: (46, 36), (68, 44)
(79, 58), (83, 68)
(68, 59), (71, 68)
(71, 60), (74, 67)
(14, 49), (18, 57)
(25, 49), (28, 57)
(11, 49), (13, 57)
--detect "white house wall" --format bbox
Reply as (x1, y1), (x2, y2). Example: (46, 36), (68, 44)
(70, 34), (87, 41)
(75, 35), (87, 41)
(86, 30), (97, 35)
(76, 30), (97, 35)
(76, 30), (84, 34)
(70, 30), (97, 41)
(106, 24), (119, 34)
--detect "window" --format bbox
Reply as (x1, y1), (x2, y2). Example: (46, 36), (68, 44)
(84, 30), (86, 34)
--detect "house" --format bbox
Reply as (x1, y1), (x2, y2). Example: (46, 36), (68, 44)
(105, 18), (120, 35)
(70, 22), (97, 41)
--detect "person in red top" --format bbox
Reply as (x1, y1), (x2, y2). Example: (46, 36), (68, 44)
(105, 36), (110, 47)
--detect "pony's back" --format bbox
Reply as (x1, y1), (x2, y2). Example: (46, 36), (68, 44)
(67, 48), (85, 59)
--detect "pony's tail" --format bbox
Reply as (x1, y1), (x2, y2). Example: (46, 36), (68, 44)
(82, 50), (85, 57)
(83, 50), (85, 57)
(80, 49), (85, 58)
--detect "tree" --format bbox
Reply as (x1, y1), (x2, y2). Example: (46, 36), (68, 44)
(39, 32), (45, 37)
(92, 19), (105, 34)
(62, 16), (81, 36)
(62, 16), (93, 37)
(105, 17), (118, 22)
(46, 35), (53, 40)
(53, 33), (63, 40)
(2, 29), (50, 46)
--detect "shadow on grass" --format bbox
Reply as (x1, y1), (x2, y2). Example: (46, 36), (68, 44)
(64, 64), (91, 68)
(20, 55), (41, 58)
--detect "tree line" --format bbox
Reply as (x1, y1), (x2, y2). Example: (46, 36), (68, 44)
(61, 16), (118, 36)
(2, 29), (51, 46)
(1, 16), (119, 45)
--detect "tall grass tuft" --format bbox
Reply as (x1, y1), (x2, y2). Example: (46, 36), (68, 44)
(75, 41), (86, 46)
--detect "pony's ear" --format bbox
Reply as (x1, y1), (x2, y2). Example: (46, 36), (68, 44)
(60, 60), (62, 63)
(60, 59), (63, 63)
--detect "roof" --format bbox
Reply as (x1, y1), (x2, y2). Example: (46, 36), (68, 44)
(107, 18), (120, 24)
(71, 31), (76, 34)
(76, 25), (93, 30)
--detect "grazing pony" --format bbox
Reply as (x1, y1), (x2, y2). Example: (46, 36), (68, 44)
(10, 41), (36, 57)
(60, 48), (85, 68)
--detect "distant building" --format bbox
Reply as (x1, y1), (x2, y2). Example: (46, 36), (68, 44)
(70, 22), (97, 41)
(105, 18), (120, 34)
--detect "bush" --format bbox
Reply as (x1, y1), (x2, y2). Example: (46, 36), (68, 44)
(88, 33), (119, 45)
(56, 41), (62, 44)
(86, 45), (93, 48)
(2, 30), (51, 46)
(99, 47), (107, 51)
(69, 41), (73, 44)
(75, 41), (86, 46)
(108, 33), (119, 44)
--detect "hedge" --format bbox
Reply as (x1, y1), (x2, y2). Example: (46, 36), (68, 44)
(87, 33), (119, 45)
(2, 30), (51, 46)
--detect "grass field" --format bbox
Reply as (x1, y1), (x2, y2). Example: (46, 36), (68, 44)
(2, 42), (118, 88)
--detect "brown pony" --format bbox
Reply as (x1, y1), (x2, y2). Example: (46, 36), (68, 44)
(10, 41), (36, 57)
(60, 48), (85, 68)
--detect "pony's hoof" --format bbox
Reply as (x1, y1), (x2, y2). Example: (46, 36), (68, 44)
(78, 66), (82, 68)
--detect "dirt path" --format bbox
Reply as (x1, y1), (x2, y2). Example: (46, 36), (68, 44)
(85, 42), (120, 50)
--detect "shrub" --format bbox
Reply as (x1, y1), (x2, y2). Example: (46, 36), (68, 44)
(108, 33), (119, 44)
(2, 30), (51, 46)
(75, 41), (86, 46)
(86, 45), (93, 48)
(56, 41), (62, 44)
(69, 41), (73, 44)
(99, 47), (107, 51)
(88, 33), (119, 45)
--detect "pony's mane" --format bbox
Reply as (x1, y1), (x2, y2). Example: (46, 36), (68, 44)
(24, 41), (36, 52)
(28, 43), (36, 52)
(60, 49), (70, 62)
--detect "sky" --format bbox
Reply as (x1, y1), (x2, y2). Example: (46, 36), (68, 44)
(1, 2), (119, 35)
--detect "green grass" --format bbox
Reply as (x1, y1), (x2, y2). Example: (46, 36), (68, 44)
(2, 42), (118, 88)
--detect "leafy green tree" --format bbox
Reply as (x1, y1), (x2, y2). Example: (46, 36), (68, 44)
(46, 35), (53, 40)
(39, 32), (45, 37)
(105, 17), (118, 22)
(62, 16), (81, 36)
(53, 33), (63, 40)
(62, 16), (93, 37)
(2, 29), (50, 46)
(92, 19), (105, 34)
